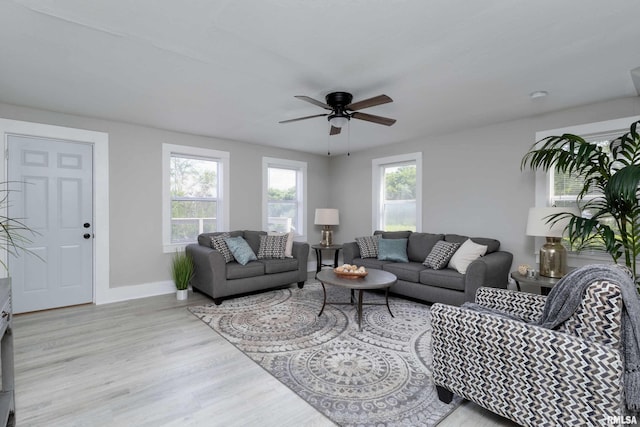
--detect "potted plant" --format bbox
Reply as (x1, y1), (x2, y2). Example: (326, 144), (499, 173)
(0, 183), (38, 271)
(171, 251), (193, 300)
(521, 120), (640, 291)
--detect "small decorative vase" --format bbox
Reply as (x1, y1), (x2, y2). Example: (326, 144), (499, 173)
(176, 289), (188, 301)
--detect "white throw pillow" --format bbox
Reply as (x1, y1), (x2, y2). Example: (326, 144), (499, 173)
(448, 239), (488, 274)
(269, 231), (295, 258)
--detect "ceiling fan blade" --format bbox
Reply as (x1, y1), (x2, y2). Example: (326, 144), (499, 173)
(329, 126), (342, 136)
(279, 113), (328, 124)
(352, 112), (396, 126)
(346, 94), (393, 111)
(294, 95), (332, 110)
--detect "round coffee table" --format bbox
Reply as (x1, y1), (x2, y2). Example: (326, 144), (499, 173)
(316, 269), (397, 331)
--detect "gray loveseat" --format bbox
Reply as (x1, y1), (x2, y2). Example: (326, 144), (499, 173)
(186, 230), (310, 304)
(343, 230), (513, 306)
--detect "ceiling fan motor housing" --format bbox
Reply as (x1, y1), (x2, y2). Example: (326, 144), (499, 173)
(326, 92), (352, 122)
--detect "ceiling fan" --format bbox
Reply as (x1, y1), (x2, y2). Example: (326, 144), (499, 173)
(279, 91), (396, 135)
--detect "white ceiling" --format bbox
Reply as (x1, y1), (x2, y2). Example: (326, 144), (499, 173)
(1, 0), (639, 155)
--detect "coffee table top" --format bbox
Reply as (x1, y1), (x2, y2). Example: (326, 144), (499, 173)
(316, 269), (397, 290)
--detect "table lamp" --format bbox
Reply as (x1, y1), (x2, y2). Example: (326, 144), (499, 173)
(314, 208), (339, 246)
(526, 207), (577, 278)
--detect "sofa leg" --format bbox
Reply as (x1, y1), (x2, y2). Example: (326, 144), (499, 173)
(436, 385), (453, 404)
(212, 298), (223, 305)
(297, 281), (305, 289)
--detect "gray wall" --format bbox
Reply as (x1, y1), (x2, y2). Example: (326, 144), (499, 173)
(0, 102), (331, 288)
(329, 96), (640, 269)
(2, 96), (640, 291)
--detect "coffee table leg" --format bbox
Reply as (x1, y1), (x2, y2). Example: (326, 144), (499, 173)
(385, 288), (394, 318)
(357, 289), (364, 331)
(318, 282), (327, 317)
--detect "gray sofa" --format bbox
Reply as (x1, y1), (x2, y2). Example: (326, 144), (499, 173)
(186, 230), (310, 304)
(343, 230), (513, 306)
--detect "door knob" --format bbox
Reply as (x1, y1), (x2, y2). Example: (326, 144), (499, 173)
(84, 223), (91, 228)
(83, 233), (91, 239)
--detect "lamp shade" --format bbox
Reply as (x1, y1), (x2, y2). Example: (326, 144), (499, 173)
(525, 207), (579, 238)
(314, 208), (339, 225)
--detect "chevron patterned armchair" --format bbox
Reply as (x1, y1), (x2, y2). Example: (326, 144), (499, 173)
(431, 284), (628, 427)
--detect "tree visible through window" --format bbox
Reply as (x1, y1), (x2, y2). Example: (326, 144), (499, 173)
(170, 155), (218, 243)
(266, 167), (299, 233)
(382, 162), (417, 231)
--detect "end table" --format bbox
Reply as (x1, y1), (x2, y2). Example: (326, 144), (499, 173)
(312, 244), (343, 273)
(510, 267), (575, 295)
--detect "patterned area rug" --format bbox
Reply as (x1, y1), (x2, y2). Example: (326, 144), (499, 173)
(189, 282), (460, 426)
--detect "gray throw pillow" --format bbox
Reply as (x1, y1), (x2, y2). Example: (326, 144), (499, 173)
(257, 234), (287, 259)
(356, 235), (380, 258)
(210, 233), (234, 263)
(423, 241), (460, 270)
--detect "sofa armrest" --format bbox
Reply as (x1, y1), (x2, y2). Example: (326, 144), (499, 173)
(342, 241), (360, 264)
(291, 241), (310, 282)
(464, 250), (513, 301)
(475, 287), (546, 322)
(185, 243), (228, 297)
(431, 303), (624, 426)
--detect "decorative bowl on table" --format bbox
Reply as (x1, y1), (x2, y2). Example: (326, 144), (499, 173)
(334, 264), (368, 278)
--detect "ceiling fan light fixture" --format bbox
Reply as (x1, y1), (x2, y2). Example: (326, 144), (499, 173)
(328, 115), (349, 128)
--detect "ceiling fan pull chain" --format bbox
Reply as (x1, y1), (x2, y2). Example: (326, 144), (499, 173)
(347, 120), (351, 156)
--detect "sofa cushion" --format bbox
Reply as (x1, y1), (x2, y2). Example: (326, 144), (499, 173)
(448, 239), (487, 274)
(420, 268), (465, 291)
(383, 261), (427, 283)
(408, 233), (444, 262)
(356, 235), (380, 258)
(445, 234), (499, 254)
(470, 237), (500, 254)
(226, 261), (265, 279)
(243, 230), (267, 254)
(224, 236), (258, 265)
(374, 230), (412, 239)
(351, 257), (393, 270)
(257, 234), (287, 259)
(378, 238), (409, 262)
(423, 241), (460, 270)
(210, 232), (234, 263)
(198, 230), (242, 247)
(260, 258), (299, 274)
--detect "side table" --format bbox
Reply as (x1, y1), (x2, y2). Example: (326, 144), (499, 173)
(510, 268), (574, 295)
(312, 244), (343, 273)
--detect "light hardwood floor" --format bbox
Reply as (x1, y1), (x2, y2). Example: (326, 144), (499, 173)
(12, 287), (518, 427)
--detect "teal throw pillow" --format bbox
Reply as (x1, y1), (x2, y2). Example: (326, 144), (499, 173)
(377, 238), (409, 262)
(224, 236), (257, 265)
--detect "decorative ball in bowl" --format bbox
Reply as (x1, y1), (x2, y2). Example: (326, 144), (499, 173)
(334, 264), (368, 278)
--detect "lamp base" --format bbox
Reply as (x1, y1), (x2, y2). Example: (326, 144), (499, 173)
(320, 226), (334, 246)
(539, 237), (567, 278)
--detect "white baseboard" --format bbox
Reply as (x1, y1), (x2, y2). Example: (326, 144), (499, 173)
(97, 280), (176, 305)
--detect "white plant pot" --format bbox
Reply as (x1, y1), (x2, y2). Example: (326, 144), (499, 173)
(176, 289), (188, 301)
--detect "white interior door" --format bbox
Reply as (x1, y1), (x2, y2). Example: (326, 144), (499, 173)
(7, 135), (93, 313)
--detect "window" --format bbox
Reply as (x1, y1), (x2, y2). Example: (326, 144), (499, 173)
(535, 116), (638, 255)
(162, 144), (229, 252)
(372, 153), (422, 232)
(262, 157), (307, 238)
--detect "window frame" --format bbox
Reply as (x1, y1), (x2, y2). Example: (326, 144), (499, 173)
(262, 157), (307, 240)
(162, 144), (230, 253)
(534, 115), (639, 260)
(372, 152), (422, 232)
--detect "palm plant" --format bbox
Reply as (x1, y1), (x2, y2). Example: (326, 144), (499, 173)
(0, 183), (38, 271)
(521, 120), (640, 287)
(171, 251), (194, 291)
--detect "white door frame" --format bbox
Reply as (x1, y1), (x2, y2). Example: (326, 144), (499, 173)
(0, 119), (109, 305)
